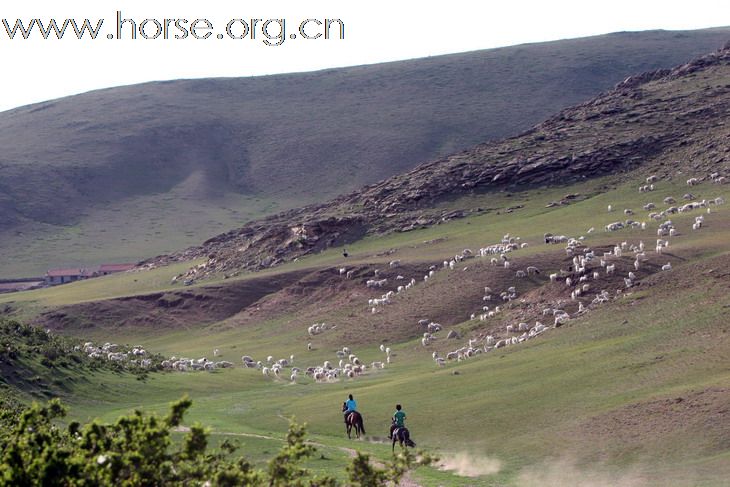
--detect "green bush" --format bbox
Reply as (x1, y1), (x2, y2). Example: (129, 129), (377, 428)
(0, 397), (433, 486)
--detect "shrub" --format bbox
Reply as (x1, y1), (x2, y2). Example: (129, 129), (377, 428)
(0, 397), (433, 486)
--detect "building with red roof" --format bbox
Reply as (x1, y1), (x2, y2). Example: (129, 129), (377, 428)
(45, 268), (93, 285)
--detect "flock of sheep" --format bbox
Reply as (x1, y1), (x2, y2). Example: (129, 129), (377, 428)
(194, 172), (728, 379)
(237, 345), (392, 383)
(80, 172), (726, 382)
(76, 341), (157, 369)
(418, 172), (727, 365)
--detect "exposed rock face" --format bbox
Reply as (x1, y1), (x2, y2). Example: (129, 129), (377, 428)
(146, 47), (730, 281)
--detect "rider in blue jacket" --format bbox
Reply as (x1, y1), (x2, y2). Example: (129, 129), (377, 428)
(343, 394), (357, 423)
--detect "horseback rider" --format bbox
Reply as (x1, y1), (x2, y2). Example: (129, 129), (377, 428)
(388, 404), (406, 439)
(343, 394), (357, 424)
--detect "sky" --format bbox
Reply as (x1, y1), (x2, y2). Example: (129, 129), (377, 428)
(1, 0), (728, 112)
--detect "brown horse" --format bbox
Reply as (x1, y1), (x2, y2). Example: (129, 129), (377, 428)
(342, 402), (365, 439)
(391, 426), (416, 452)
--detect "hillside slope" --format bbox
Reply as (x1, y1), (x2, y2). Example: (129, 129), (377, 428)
(153, 45), (730, 281)
(2, 28), (730, 276)
(7, 179), (730, 486)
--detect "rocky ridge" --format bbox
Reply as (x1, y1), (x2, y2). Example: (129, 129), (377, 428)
(145, 47), (730, 281)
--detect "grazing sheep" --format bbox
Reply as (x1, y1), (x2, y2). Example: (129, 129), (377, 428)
(554, 314), (569, 327)
(662, 262), (672, 271)
(687, 177), (699, 186)
(526, 266), (540, 275)
(605, 222), (625, 232)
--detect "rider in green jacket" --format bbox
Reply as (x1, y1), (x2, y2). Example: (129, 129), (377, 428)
(388, 404), (406, 439)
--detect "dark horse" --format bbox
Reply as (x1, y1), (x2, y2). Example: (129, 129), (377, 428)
(391, 426), (416, 452)
(342, 402), (365, 439)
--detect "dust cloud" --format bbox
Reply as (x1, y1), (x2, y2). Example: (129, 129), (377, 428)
(516, 459), (651, 487)
(437, 452), (502, 477)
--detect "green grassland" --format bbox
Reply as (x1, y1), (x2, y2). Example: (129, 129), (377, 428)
(2, 175), (729, 485)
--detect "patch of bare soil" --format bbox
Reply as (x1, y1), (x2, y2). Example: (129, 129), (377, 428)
(37, 269), (312, 332)
(574, 387), (730, 456)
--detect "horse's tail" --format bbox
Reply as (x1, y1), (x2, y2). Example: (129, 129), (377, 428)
(358, 414), (365, 435)
(404, 428), (416, 448)
(402, 428), (415, 447)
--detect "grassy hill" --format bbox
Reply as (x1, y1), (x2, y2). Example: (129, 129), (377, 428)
(2, 28), (730, 276)
(2, 173), (729, 486)
(1, 38), (730, 487)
